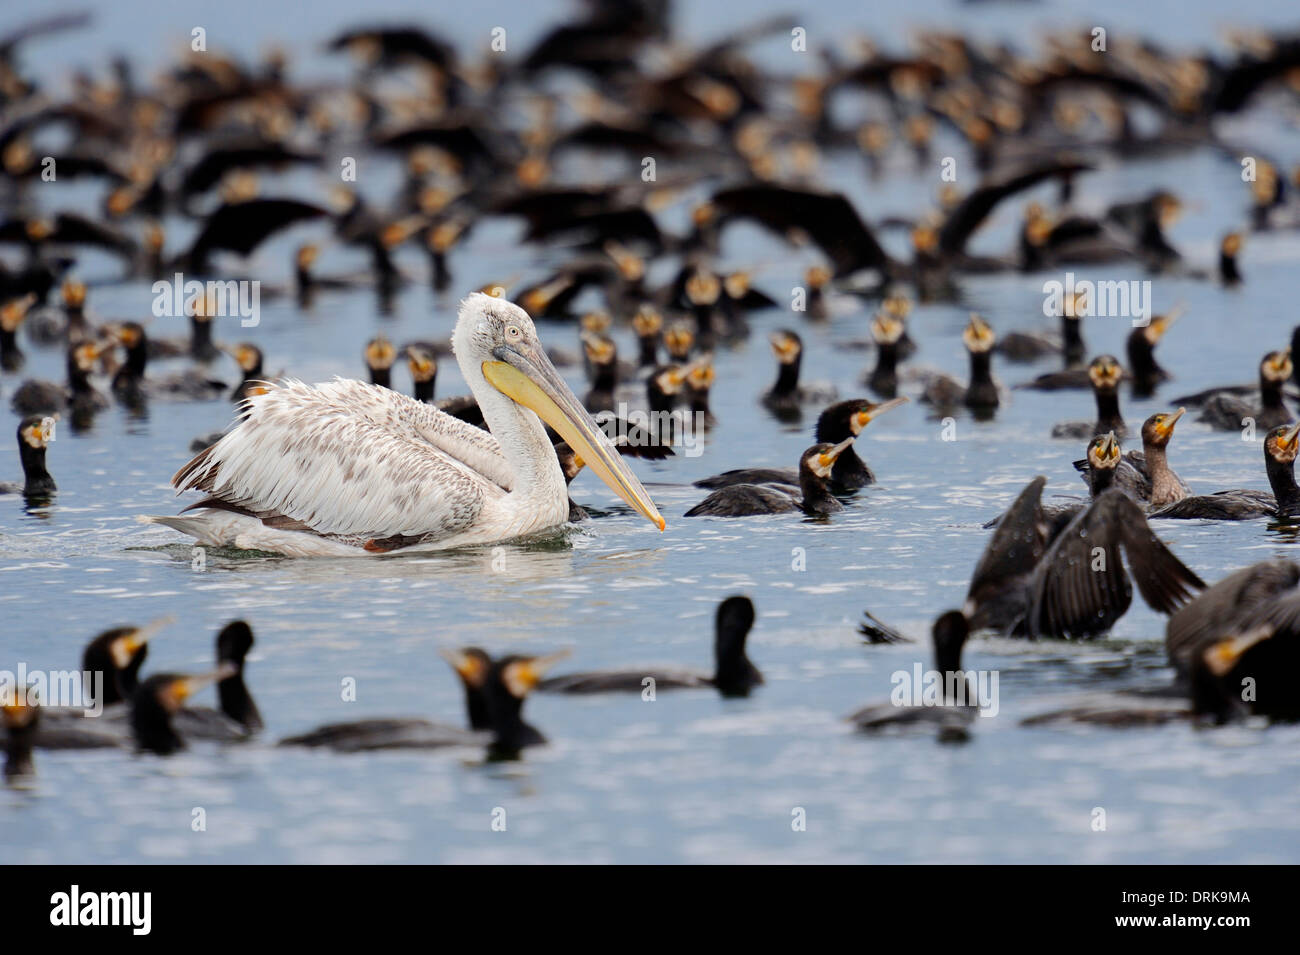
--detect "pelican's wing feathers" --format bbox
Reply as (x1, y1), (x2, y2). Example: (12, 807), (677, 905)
(172, 379), (515, 540)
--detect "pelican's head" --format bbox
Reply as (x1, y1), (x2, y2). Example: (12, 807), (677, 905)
(456, 293), (666, 532)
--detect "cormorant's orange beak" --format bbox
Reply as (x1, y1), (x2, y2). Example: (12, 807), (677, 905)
(1202, 629), (1270, 677)
(501, 650), (571, 698)
(1147, 305), (1184, 342)
(1155, 407), (1186, 439)
(439, 649), (489, 687)
(1278, 422), (1300, 454)
(854, 396), (909, 431)
(817, 436), (856, 472)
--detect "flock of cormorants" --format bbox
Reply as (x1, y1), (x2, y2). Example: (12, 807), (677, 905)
(4, 4), (1300, 779)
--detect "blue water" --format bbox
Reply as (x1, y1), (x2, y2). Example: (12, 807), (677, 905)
(3, 1), (1300, 863)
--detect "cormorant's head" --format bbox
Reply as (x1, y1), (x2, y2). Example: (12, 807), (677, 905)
(2, 700), (36, 731)
(0, 294), (34, 333)
(663, 321), (694, 359)
(685, 269), (721, 307)
(1221, 232), (1243, 258)
(609, 245), (645, 283)
(404, 344), (436, 383)
(905, 113), (933, 147)
(521, 278), (564, 317)
(226, 343), (263, 374)
(582, 333), (616, 370)
(910, 220), (939, 255)
(1154, 191), (1183, 228)
(686, 358), (716, 393)
(61, 279), (87, 309)
(70, 340), (103, 374)
(1064, 289), (1088, 319)
(632, 306), (662, 339)
(769, 330), (803, 365)
(1261, 349), (1292, 384)
(802, 437), (855, 479)
(440, 647), (493, 691)
(650, 364), (688, 398)
(1140, 304), (1183, 345)
(1141, 408), (1185, 449)
(1023, 202), (1053, 247)
(1086, 431), (1122, 471)
(1265, 422), (1300, 464)
(295, 244), (318, 269)
(881, 292), (911, 320)
(17, 415), (52, 451)
(804, 264), (831, 291)
(691, 201), (716, 227)
(931, 611), (970, 674)
(216, 621), (255, 666)
(871, 312), (906, 346)
(818, 397), (908, 441)
(1087, 355), (1123, 392)
(108, 321), (145, 351)
(962, 313), (996, 354)
(580, 311), (610, 336)
(495, 651), (569, 700)
(364, 335), (396, 373)
(713, 595), (757, 690)
(724, 271), (751, 300)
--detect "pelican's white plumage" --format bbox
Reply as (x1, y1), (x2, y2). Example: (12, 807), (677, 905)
(143, 294), (665, 556)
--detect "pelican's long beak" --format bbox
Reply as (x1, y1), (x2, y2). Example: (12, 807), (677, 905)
(483, 344), (666, 531)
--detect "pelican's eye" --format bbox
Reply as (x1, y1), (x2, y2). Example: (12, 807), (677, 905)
(505, 324), (523, 342)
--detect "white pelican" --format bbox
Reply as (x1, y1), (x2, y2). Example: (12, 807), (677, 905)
(143, 293), (666, 556)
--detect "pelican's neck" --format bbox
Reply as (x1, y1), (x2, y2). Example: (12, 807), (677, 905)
(457, 348), (567, 511)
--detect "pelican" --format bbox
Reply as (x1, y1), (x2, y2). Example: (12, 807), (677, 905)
(142, 294), (666, 556)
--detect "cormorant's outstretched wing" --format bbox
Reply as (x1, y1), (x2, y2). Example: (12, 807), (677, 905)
(966, 475), (1050, 629)
(1028, 490), (1203, 638)
(327, 26), (456, 70)
(372, 123), (496, 170)
(858, 609), (911, 644)
(0, 11), (92, 62)
(187, 198), (328, 266)
(1209, 39), (1300, 114)
(1165, 559), (1300, 674)
(710, 185), (891, 277)
(938, 160), (1090, 256)
(180, 143), (321, 199)
(50, 212), (137, 257)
